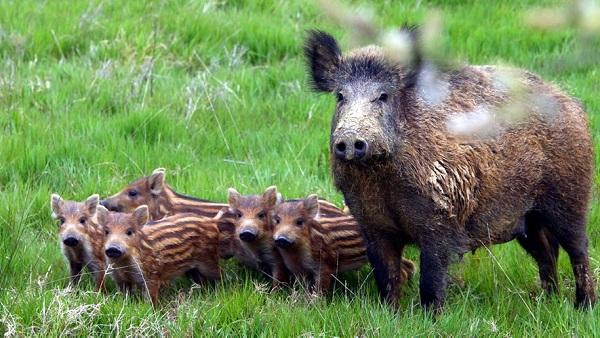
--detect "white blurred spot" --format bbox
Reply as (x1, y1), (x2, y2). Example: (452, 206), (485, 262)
(446, 106), (494, 136)
(417, 62), (449, 106)
(578, 0), (600, 33)
(381, 29), (413, 66)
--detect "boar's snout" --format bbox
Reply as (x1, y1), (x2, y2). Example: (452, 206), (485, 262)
(239, 227), (258, 242)
(63, 236), (79, 247)
(274, 235), (293, 248)
(105, 245), (124, 258)
(333, 131), (368, 161)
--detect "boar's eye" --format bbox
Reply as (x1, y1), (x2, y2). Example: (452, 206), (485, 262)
(257, 211), (266, 220)
(126, 228), (134, 236)
(378, 93), (388, 102)
(295, 219), (305, 227)
(79, 217), (86, 225)
(336, 92), (344, 103)
(128, 190), (138, 198)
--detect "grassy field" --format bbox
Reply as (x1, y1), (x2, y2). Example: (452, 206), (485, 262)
(1, 0), (599, 336)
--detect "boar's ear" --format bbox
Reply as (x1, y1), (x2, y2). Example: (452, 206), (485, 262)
(149, 168), (166, 195)
(262, 186), (278, 208)
(133, 205), (149, 228)
(304, 30), (342, 92)
(227, 188), (241, 208)
(84, 194), (100, 216)
(50, 194), (64, 218)
(303, 194), (320, 219)
(96, 205), (110, 226)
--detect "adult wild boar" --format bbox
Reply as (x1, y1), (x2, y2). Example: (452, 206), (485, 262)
(304, 29), (596, 310)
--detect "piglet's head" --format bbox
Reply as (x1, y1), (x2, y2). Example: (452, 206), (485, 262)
(97, 205), (148, 261)
(227, 186), (279, 244)
(51, 193), (100, 249)
(272, 194), (319, 249)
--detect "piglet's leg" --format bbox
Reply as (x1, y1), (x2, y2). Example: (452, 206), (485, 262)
(147, 280), (161, 307)
(271, 260), (290, 290)
(186, 268), (207, 285)
(94, 270), (106, 292)
(314, 266), (334, 295)
(69, 261), (83, 286)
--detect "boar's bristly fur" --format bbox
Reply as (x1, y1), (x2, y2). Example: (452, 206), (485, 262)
(305, 29), (596, 311)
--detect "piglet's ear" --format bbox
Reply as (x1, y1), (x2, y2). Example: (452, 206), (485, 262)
(303, 194), (320, 220)
(84, 194), (100, 216)
(262, 186), (278, 208)
(227, 188), (241, 208)
(50, 194), (63, 218)
(133, 205), (149, 228)
(304, 30), (342, 92)
(96, 205), (110, 226)
(149, 168), (166, 195)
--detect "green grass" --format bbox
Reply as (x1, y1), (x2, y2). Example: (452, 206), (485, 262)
(1, 0), (599, 336)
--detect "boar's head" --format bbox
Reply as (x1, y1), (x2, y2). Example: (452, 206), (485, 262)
(304, 29), (419, 163)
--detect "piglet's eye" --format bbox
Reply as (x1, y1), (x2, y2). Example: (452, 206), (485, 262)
(58, 217), (65, 225)
(126, 229), (134, 236)
(336, 92), (344, 102)
(128, 190), (138, 197)
(79, 217), (86, 225)
(378, 93), (388, 102)
(273, 216), (280, 225)
(104, 229), (109, 235)
(296, 219), (305, 227)
(257, 211), (265, 220)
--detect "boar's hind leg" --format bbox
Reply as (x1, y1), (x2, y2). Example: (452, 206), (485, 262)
(516, 212), (559, 294)
(365, 232), (409, 308)
(543, 209), (596, 308)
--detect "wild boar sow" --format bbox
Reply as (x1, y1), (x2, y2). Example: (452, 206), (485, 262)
(304, 29), (595, 310)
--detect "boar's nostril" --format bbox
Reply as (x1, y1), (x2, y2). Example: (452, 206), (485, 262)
(354, 140), (367, 159)
(335, 141), (348, 159)
(105, 246), (123, 258)
(63, 237), (79, 247)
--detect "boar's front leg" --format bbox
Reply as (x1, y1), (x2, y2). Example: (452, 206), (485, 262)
(364, 229), (409, 308)
(418, 238), (451, 313)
